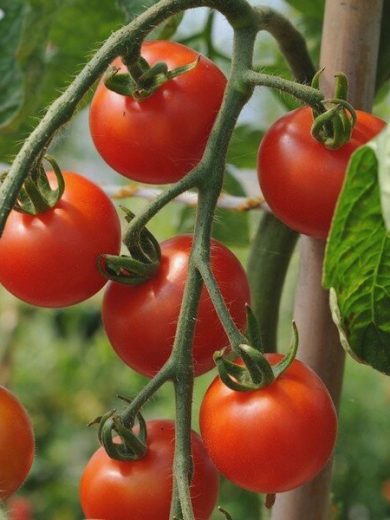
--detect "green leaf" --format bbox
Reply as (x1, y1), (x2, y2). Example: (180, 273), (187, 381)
(324, 144), (390, 375)
(284, 0), (325, 20)
(0, 0), (57, 131)
(371, 124), (390, 230)
(176, 169), (250, 247)
(0, 0), (123, 161)
(116, 0), (160, 23)
(117, 0), (183, 40)
(226, 125), (263, 169)
(376, 0), (390, 90)
(148, 12), (184, 40)
(0, 0), (25, 127)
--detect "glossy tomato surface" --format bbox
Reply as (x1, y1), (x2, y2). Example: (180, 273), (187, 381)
(89, 40), (227, 184)
(80, 420), (219, 520)
(0, 171), (121, 307)
(102, 235), (250, 377)
(0, 386), (34, 500)
(257, 107), (385, 239)
(200, 354), (338, 494)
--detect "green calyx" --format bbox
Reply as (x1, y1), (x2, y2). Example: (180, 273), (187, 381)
(1, 155), (65, 215)
(215, 318), (299, 392)
(310, 71), (357, 150)
(98, 207), (161, 285)
(104, 55), (200, 101)
(94, 406), (148, 462)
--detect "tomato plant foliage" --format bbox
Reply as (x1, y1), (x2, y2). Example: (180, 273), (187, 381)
(1, 0), (390, 518)
(324, 127), (390, 375)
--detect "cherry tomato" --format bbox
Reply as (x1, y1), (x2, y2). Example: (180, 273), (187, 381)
(257, 107), (385, 239)
(199, 354), (338, 494)
(0, 387), (34, 500)
(0, 171), (121, 307)
(102, 235), (250, 377)
(7, 497), (33, 520)
(80, 419), (219, 520)
(89, 40), (227, 184)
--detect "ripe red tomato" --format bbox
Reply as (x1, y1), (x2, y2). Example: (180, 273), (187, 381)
(80, 419), (219, 520)
(89, 40), (227, 184)
(7, 497), (33, 520)
(0, 387), (34, 500)
(102, 235), (250, 377)
(199, 354), (338, 494)
(257, 107), (385, 239)
(0, 171), (121, 307)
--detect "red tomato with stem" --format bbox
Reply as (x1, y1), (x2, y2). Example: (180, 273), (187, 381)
(80, 419), (219, 520)
(200, 354), (338, 494)
(102, 235), (250, 377)
(0, 171), (121, 307)
(89, 40), (227, 184)
(0, 387), (34, 500)
(257, 107), (385, 239)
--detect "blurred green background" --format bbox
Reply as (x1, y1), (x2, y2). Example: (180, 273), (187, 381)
(1, 0), (390, 519)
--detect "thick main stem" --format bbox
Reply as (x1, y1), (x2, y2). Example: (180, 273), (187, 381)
(247, 214), (298, 353)
(271, 2), (383, 519)
(168, 25), (257, 519)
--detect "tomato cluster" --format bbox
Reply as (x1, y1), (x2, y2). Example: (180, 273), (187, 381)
(5, 33), (383, 518)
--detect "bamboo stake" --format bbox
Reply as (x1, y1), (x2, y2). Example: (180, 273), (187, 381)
(271, 1), (384, 519)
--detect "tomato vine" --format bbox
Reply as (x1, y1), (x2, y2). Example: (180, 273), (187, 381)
(0, 0), (358, 518)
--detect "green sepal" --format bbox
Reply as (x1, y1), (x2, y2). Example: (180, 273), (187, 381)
(245, 304), (264, 352)
(98, 207), (161, 285)
(310, 72), (357, 150)
(238, 344), (274, 386)
(104, 55), (200, 101)
(271, 321), (299, 379)
(122, 207), (161, 264)
(98, 254), (160, 285)
(103, 66), (137, 96)
(214, 322), (300, 392)
(2, 155), (65, 215)
(98, 410), (148, 461)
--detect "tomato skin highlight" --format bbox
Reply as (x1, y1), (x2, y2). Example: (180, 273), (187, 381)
(199, 354), (338, 494)
(0, 171), (121, 308)
(102, 235), (250, 377)
(257, 107), (385, 239)
(80, 420), (219, 520)
(0, 387), (34, 500)
(89, 40), (227, 184)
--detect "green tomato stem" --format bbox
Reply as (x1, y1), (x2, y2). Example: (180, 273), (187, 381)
(247, 213), (298, 352)
(196, 260), (247, 350)
(244, 70), (324, 108)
